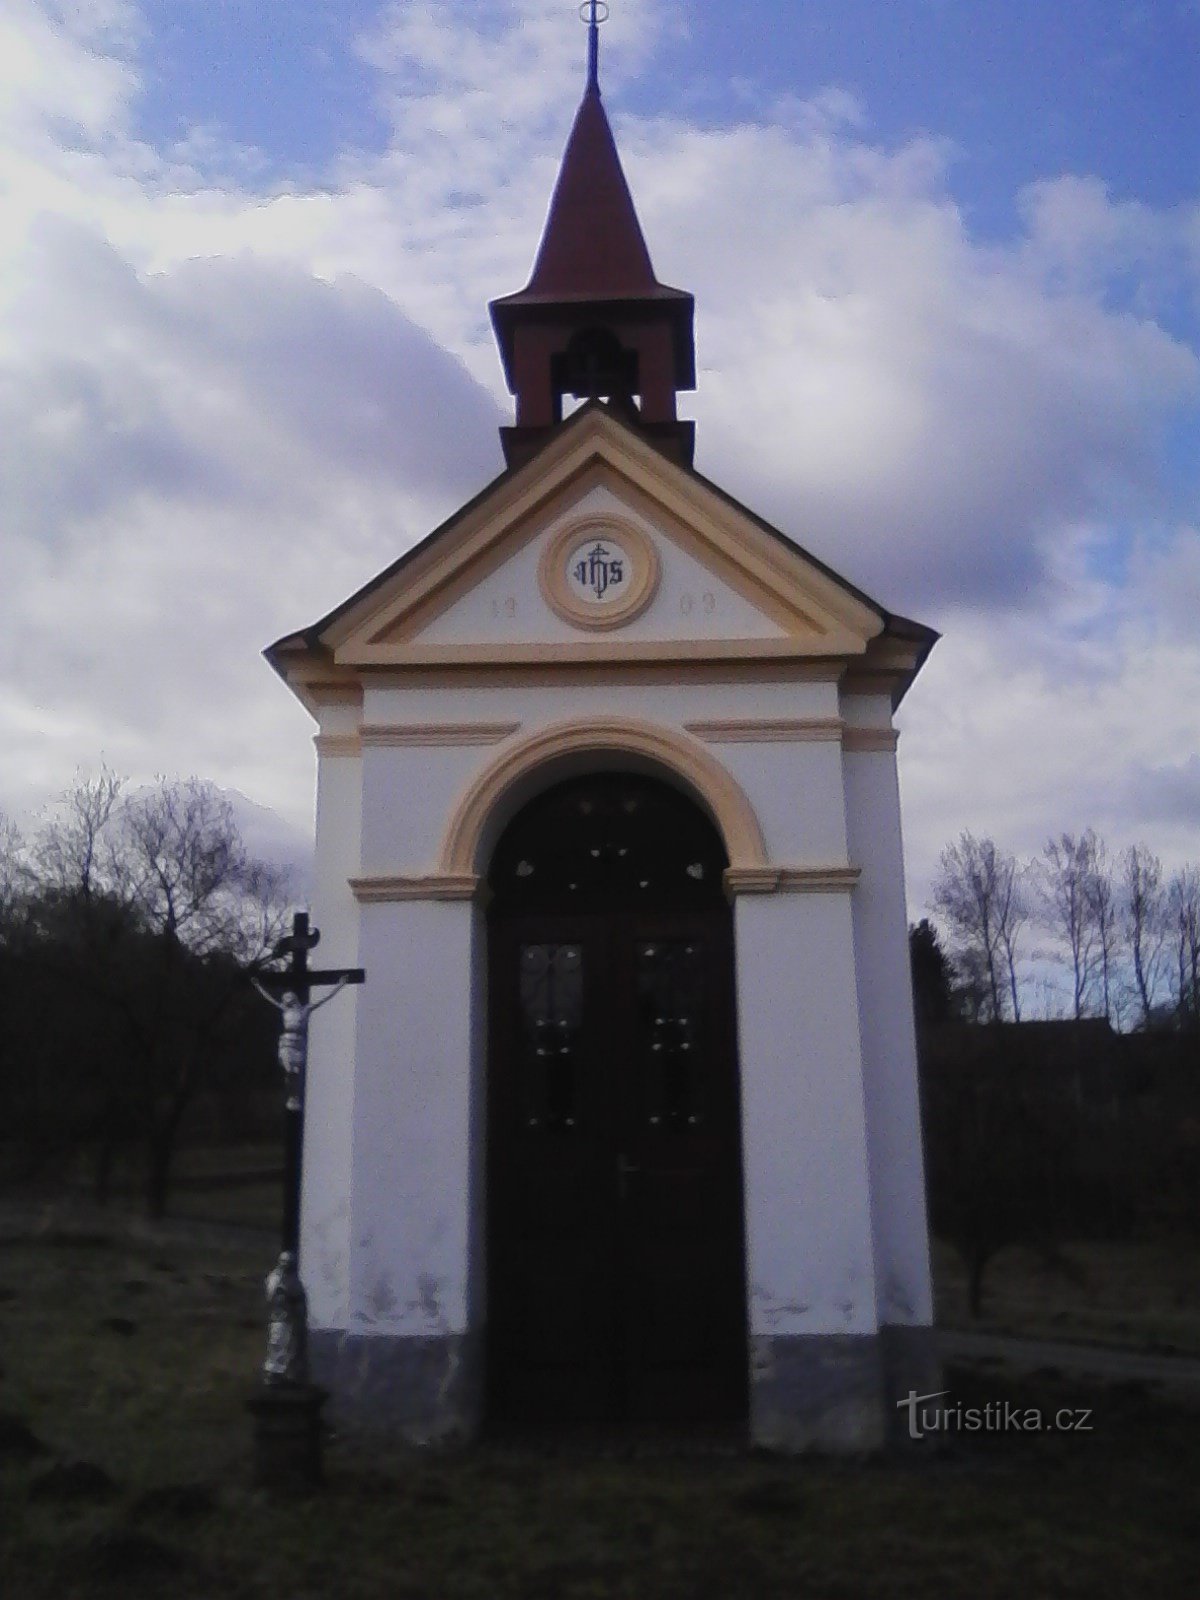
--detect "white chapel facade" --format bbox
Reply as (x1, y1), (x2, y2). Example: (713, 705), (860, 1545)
(267, 43), (939, 1451)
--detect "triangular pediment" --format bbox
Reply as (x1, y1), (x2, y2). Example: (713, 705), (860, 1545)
(310, 406), (889, 671)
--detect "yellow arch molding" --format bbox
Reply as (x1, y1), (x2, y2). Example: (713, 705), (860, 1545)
(440, 715), (769, 877)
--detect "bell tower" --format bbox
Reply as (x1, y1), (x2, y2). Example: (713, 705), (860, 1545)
(489, 5), (696, 468)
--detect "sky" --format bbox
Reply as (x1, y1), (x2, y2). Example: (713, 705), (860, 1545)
(2, 0), (1198, 919)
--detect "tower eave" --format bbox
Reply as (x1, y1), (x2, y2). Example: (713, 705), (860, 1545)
(488, 288), (696, 394)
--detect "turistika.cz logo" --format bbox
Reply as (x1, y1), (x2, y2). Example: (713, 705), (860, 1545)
(897, 1389), (1094, 1441)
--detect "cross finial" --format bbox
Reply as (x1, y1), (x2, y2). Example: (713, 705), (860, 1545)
(580, 1), (608, 93)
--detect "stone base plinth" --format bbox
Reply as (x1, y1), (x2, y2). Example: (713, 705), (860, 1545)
(247, 1382), (327, 1492)
(310, 1330), (482, 1444)
(749, 1326), (943, 1453)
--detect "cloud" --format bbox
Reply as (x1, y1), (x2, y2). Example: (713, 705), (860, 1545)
(608, 119), (1198, 614)
(1017, 175), (1194, 311)
(358, 0), (669, 136)
(0, 0), (1197, 918)
(0, 0), (139, 144)
(0, 211), (502, 832)
(277, 9), (1200, 618)
(1124, 756), (1200, 829)
(897, 516), (1200, 911)
(223, 787), (314, 889)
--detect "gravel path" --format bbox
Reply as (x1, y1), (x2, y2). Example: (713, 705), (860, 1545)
(939, 1327), (1200, 1393)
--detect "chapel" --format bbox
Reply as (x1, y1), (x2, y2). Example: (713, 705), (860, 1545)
(266, 15), (939, 1450)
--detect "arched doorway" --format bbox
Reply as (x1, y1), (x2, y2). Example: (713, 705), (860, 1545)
(485, 771), (748, 1431)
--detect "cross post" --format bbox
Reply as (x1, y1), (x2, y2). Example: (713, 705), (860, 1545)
(254, 911), (364, 1276)
(247, 910), (364, 1490)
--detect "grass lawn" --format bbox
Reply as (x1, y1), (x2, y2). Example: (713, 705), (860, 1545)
(933, 1234), (1200, 1356)
(2, 1213), (1198, 1599)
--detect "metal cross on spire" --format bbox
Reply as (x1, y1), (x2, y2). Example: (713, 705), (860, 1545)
(581, 0), (609, 92)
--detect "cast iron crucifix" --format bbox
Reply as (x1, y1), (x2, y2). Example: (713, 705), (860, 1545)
(252, 911), (364, 1388)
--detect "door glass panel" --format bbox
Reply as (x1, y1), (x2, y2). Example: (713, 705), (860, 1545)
(636, 941), (705, 1131)
(519, 944), (583, 1133)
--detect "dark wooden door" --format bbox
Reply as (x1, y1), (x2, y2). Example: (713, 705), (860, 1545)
(485, 776), (747, 1429)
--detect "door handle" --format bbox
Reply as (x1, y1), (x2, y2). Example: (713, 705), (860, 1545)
(616, 1153), (641, 1201)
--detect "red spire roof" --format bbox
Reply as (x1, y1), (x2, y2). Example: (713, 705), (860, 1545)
(523, 84), (663, 300)
(488, 59), (696, 468)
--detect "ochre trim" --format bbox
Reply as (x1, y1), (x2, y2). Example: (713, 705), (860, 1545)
(538, 513), (659, 630)
(287, 658), (845, 694)
(842, 727), (899, 752)
(346, 865), (861, 905)
(314, 733), (362, 757)
(724, 865), (862, 896)
(778, 866), (861, 893)
(343, 636), (849, 668)
(595, 468), (816, 637)
(350, 874), (481, 903)
(686, 717), (843, 744)
(308, 683), (363, 706)
(440, 716), (768, 875)
(723, 867), (780, 895)
(359, 722), (520, 748)
(323, 413), (884, 658)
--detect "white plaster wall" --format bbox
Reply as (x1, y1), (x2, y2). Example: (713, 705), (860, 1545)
(841, 692), (894, 730)
(355, 734), (850, 877)
(717, 741), (848, 864)
(301, 741), (363, 1329)
(359, 744), (485, 874)
(417, 483), (787, 644)
(306, 671), (907, 1349)
(465, 903), (489, 1325)
(358, 678), (850, 877)
(364, 676), (840, 730)
(735, 893), (879, 1337)
(842, 742), (935, 1327)
(346, 900), (478, 1340)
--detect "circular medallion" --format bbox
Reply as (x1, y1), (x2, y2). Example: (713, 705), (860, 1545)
(539, 516), (660, 631)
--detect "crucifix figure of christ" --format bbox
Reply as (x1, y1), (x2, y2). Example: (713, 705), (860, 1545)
(252, 911), (364, 1387)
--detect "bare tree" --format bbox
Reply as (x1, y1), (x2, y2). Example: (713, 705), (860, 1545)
(33, 768), (124, 915)
(1168, 866), (1200, 1029)
(0, 814), (41, 1182)
(932, 833), (1027, 1022)
(1122, 844), (1169, 1029)
(998, 868), (1026, 1024)
(26, 773), (290, 1213)
(119, 779), (284, 964)
(1085, 836), (1118, 1023)
(0, 813), (28, 934)
(1038, 832), (1102, 1020)
(1037, 830), (1120, 1022)
(113, 779), (290, 1214)
(21, 770), (135, 1195)
(923, 1050), (1064, 1316)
